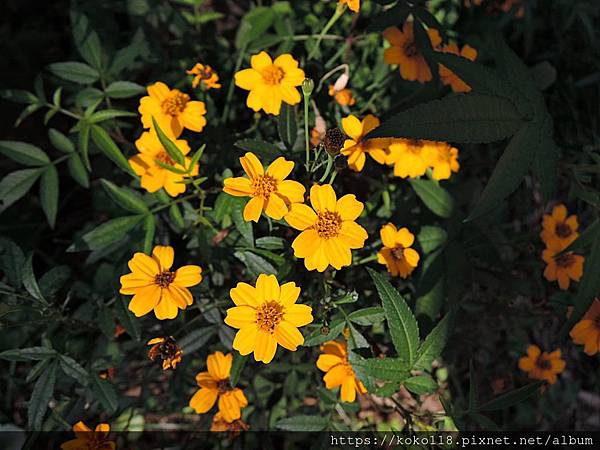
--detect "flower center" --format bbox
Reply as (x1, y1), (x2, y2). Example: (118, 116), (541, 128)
(252, 174), (278, 199)
(535, 357), (551, 371)
(161, 90), (190, 116)
(403, 41), (418, 57)
(155, 151), (175, 166)
(555, 222), (572, 238)
(155, 271), (176, 288)
(555, 253), (574, 268)
(392, 246), (405, 260)
(262, 65), (285, 85)
(217, 379), (232, 394)
(315, 211), (342, 239)
(256, 301), (284, 333)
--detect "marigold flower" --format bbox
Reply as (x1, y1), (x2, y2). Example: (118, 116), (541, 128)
(426, 142), (460, 180)
(540, 204), (579, 250)
(317, 340), (367, 402)
(60, 421), (114, 450)
(542, 245), (584, 291)
(518, 345), (565, 385)
(387, 138), (436, 178)
(147, 336), (183, 370)
(439, 43), (478, 93)
(234, 51), (305, 115)
(189, 352), (248, 422)
(210, 411), (250, 433)
(225, 274), (313, 364)
(223, 152), (305, 222)
(187, 63), (221, 90)
(339, 0), (360, 12)
(138, 81), (207, 136)
(340, 114), (390, 171)
(285, 184), (368, 272)
(328, 85), (356, 107)
(119, 245), (202, 320)
(383, 22), (442, 83)
(129, 129), (198, 197)
(570, 299), (600, 356)
(377, 223), (420, 278)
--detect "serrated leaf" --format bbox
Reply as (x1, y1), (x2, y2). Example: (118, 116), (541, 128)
(417, 226), (448, 254)
(404, 375), (438, 395)
(278, 103), (297, 149)
(368, 268), (419, 364)
(413, 310), (455, 370)
(114, 295), (141, 342)
(231, 198), (254, 247)
(303, 319), (345, 346)
(234, 251), (276, 278)
(40, 165), (59, 228)
(0, 347), (57, 361)
(105, 81), (145, 98)
(409, 179), (454, 218)
(73, 215), (143, 251)
(68, 153), (90, 188)
(0, 168), (43, 213)
(59, 355), (89, 386)
(90, 125), (134, 175)
(23, 254), (48, 306)
(152, 117), (184, 166)
(350, 355), (411, 382)
(0, 141), (49, 166)
(276, 415), (328, 431)
(179, 326), (218, 354)
(28, 360), (57, 429)
(48, 61), (99, 84)
(347, 307), (385, 326)
(100, 179), (148, 214)
(477, 381), (544, 411)
(367, 93), (523, 144)
(39, 266), (71, 298)
(89, 374), (119, 414)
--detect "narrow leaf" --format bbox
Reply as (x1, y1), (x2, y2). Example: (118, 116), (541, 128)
(23, 254), (48, 305)
(413, 309), (455, 370)
(40, 165), (59, 228)
(59, 355), (89, 386)
(0, 141), (49, 166)
(152, 117), (184, 166)
(278, 103), (297, 150)
(0, 169), (42, 213)
(142, 215), (156, 254)
(89, 375), (119, 414)
(48, 129), (75, 153)
(28, 360), (58, 429)
(409, 179), (454, 218)
(90, 125), (134, 175)
(477, 381), (544, 411)
(48, 61), (99, 84)
(100, 179), (148, 214)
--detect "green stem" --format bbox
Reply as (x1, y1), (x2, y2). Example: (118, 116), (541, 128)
(303, 91), (311, 171)
(308, 4), (346, 61)
(221, 44), (247, 124)
(328, 169), (338, 185)
(354, 254), (378, 265)
(319, 154), (334, 183)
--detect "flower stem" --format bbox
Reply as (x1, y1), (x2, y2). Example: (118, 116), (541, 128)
(303, 91), (311, 172)
(319, 154), (334, 183)
(308, 4), (346, 61)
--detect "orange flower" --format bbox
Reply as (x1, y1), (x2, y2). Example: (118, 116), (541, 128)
(518, 345), (565, 385)
(187, 63), (221, 90)
(542, 245), (584, 290)
(426, 142), (460, 180)
(317, 340), (367, 402)
(383, 22), (442, 83)
(210, 412), (250, 433)
(328, 85), (356, 106)
(60, 421), (114, 450)
(570, 299), (600, 356)
(439, 43), (478, 93)
(387, 139), (436, 178)
(340, 114), (390, 171)
(540, 204), (579, 250)
(377, 223), (420, 278)
(339, 0), (360, 13)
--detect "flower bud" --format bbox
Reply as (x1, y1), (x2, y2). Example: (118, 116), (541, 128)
(323, 127), (345, 156)
(302, 78), (314, 96)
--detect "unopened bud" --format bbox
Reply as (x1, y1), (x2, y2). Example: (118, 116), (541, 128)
(302, 78), (314, 96)
(323, 127), (345, 156)
(333, 73), (349, 92)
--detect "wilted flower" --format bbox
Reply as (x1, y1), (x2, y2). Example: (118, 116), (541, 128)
(187, 63), (222, 90)
(147, 336), (183, 370)
(210, 411), (250, 433)
(323, 127), (346, 156)
(518, 345), (565, 385)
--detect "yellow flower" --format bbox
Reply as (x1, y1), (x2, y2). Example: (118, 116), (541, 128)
(138, 81), (207, 136)
(340, 114), (390, 171)
(210, 412), (250, 433)
(225, 274), (313, 364)
(189, 351), (248, 422)
(542, 244), (584, 291)
(317, 340), (367, 402)
(119, 245), (202, 320)
(383, 22), (442, 83)
(518, 345), (565, 385)
(234, 51), (305, 115)
(540, 204), (579, 249)
(570, 299), (600, 356)
(147, 336), (183, 370)
(438, 43), (477, 93)
(285, 184), (368, 272)
(223, 152), (306, 222)
(187, 63), (221, 90)
(426, 142), (460, 180)
(60, 421), (114, 450)
(339, 0), (360, 13)
(387, 138), (436, 178)
(129, 129), (198, 197)
(328, 85), (356, 106)
(377, 223), (420, 278)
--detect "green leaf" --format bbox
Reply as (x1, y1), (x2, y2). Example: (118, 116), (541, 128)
(78, 123), (91, 171)
(70, 11), (103, 70)
(114, 295), (142, 342)
(234, 139), (281, 162)
(367, 93), (523, 144)
(142, 215), (156, 254)
(234, 251), (277, 278)
(303, 319), (345, 346)
(0, 347), (57, 361)
(236, 6), (276, 49)
(560, 220), (600, 256)
(39, 266), (71, 298)
(0, 88), (38, 104)
(15, 104), (43, 127)
(100, 179), (148, 214)
(466, 124), (539, 221)
(230, 354), (248, 387)
(90, 125), (134, 175)
(48, 61), (100, 84)
(0, 238), (25, 288)
(179, 326), (218, 354)
(349, 355), (411, 382)
(404, 375), (438, 395)
(68, 154), (90, 188)
(48, 129), (74, 153)
(0, 141), (50, 166)
(409, 179), (454, 218)
(23, 254), (48, 305)
(105, 81), (145, 98)
(255, 236), (286, 250)
(468, 359), (478, 411)
(347, 307), (385, 326)
(278, 103), (297, 149)
(26, 359), (53, 383)
(413, 310), (455, 370)
(533, 118), (559, 203)
(477, 381), (544, 412)
(0, 169), (43, 213)
(418, 226), (448, 254)
(152, 117), (185, 166)
(276, 415), (328, 432)
(40, 165), (59, 229)
(88, 109), (137, 123)
(231, 198), (254, 247)
(169, 203), (185, 229)
(368, 268), (419, 364)
(28, 360), (57, 429)
(59, 355), (89, 386)
(89, 374), (119, 414)
(72, 215), (143, 251)
(367, 3), (410, 32)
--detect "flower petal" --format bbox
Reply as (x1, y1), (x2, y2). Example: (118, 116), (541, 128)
(266, 157), (294, 180)
(230, 282), (259, 307)
(250, 51), (273, 71)
(235, 68), (262, 90)
(264, 193), (288, 220)
(274, 321), (304, 351)
(324, 238), (352, 269)
(254, 331), (277, 363)
(233, 326), (258, 355)
(336, 194), (363, 221)
(225, 306), (257, 329)
(292, 229), (321, 258)
(152, 245), (174, 271)
(338, 221), (368, 249)
(174, 265), (202, 287)
(239, 152), (264, 180)
(341, 115), (363, 141)
(284, 304), (313, 327)
(128, 284), (161, 317)
(279, 282), (300, 306)
(310, 184), (337, 213)
(285, 203), (317, 230)
(128, 253), (160, 278)
(256, 274), (280, 302)
(243, 196), (264, 222)
(207, 351), (232, 380)
(277, 180), (306, 204)
(154, 294), (179, 320)
(189, 388), (218, 413)
(380, 223), (397, 248)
